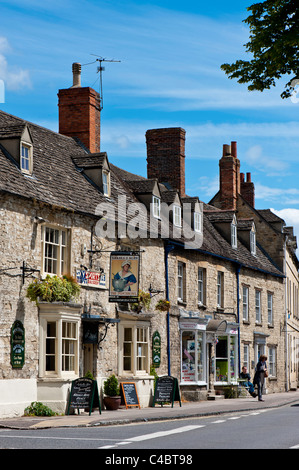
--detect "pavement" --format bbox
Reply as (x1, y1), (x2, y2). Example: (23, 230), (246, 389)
(0, 390), (299, 430)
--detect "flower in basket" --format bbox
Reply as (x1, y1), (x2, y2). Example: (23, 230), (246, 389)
(26, 274), (80, 304)
(155, 299), (170, 312)
(130, 290), (151, 313)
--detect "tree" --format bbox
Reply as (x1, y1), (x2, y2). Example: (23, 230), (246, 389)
(221, 0), (299, 98)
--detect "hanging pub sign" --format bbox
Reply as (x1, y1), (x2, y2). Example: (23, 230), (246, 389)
(109, 252), (139, 303)
(11, 320), (25, 368)
(152, 330), (161, 368)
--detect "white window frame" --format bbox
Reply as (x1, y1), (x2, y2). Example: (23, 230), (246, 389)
(217, 271), (224, 308)
(178, 262), (185, 302)
(255, 289), (262, 323)
(215, 333), (238, 384)
(268, 346), (276, 377)
(231, 216), (237, 248)
(173, 205), (182, 227)
(180, 329), (207, 385)
(198, 267), (206, 305)
(21, 142), (33, 174)
(250, 224), (256, 255)
(243, 344), (250, 370)
(242, 286), (249, 321)
(268, 292), (274, 325)
(152, 196), (161, 219)
(41, 225), (70, 277)
(118, 320), (150, 376)
(39, 307), (80, 379)
(102, 170), (110, 197)
(194, 212), (202, 233)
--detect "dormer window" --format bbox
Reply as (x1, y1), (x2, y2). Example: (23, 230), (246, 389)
(231, 215), (237, 248)
(21, 143), (33, 174)
(152, 196), (161, 218)
(194, 211), (202, 233)
(250, 223), (256, 255)
(102, 169), (110, 197)
(174, 205), (181, 227)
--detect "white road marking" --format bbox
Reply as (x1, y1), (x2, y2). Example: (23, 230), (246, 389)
(98, 425), (205, 449)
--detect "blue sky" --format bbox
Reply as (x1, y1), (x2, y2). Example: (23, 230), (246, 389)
(1, 0), (299, 246)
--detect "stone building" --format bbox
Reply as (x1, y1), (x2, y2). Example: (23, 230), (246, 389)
(0, 64), (297, 418)
(210, 141), (299, 393)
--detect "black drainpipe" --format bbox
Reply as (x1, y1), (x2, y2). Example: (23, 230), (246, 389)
(165, 242), (175, 376)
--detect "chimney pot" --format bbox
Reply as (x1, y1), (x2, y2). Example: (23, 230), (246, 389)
(231, 141), (237, 158)
(223, 144), (231, 157)
(72, 62), (81, 87)
(246, 172), (251, 182)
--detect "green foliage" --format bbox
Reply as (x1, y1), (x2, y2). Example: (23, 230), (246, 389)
(103, 374), (120, 397)
(24, 401), (57, 417)
(26, 274), (80, 304)
(150, 364), (159, 386)
(84, 370), (95, 380)
(155, 299), (170, 312)
(130, 290), (151, 312)
(221, 0), (299, 98)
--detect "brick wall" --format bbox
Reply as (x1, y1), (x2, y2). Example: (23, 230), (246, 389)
(146, 127), (186, 197)
(58, 86), (101, 153)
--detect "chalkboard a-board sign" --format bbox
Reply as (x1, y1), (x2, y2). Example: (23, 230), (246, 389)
(152, 376), (181, 408)
(120, 382), (140, 409)
(67, 377), (101, 415)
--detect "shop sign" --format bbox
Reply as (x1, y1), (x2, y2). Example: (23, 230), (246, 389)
(11, 320), (25, 368)
(109, 252), (139, 303)
(152, 330), (161, 368)
(76, 269), (106, 288)
(179, 321), (206, 330)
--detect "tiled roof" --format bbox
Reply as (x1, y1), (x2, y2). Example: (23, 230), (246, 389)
(0, 110), (284, 278)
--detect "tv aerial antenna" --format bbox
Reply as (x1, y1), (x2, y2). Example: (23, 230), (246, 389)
(90, 54), (121, 110)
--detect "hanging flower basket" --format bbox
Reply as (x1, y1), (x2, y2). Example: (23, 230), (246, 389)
(155, 299), (170, 312)
(26, 274), (80, 305)
(130, 290), (151, 313)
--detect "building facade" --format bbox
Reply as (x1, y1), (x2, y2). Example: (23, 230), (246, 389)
(0, 64), (298, 418)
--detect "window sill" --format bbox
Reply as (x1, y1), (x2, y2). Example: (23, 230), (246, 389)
(198, 303), (207, 309)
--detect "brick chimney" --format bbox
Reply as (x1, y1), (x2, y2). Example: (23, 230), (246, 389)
(146, 127), (186, 197)
(58, 63), (101, 153)
(219, 141), (240, 211)
(241, 172), (255, 207)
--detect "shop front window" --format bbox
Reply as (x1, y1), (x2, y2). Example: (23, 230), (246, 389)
(215, 334), (238, 383)
(181, 330), (205, 383)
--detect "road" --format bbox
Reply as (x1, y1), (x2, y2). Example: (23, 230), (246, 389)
(1, 403), (299, 452)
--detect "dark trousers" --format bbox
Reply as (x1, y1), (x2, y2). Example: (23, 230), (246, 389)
(257, 381), (264, 400)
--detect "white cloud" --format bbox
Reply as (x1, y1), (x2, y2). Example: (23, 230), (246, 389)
(255, 184), (299, 204)
(0, 36), (31, 91)
(245, 145), (289, 176)
(271, 208), (299, 257)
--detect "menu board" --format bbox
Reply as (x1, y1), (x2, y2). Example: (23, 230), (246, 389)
(152, 376), (181, 408)
(67, 377), (101, 415)
(120, 382), (140, 409)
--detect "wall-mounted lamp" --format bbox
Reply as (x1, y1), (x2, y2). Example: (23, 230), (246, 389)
(34, 216), (46, 224)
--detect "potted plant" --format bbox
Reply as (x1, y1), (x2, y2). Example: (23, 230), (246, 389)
(103, 374), (121, 410)
(26, 274), (80, 305)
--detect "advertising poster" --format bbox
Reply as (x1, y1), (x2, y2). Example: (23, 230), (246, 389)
(109, 252), (139, 302)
